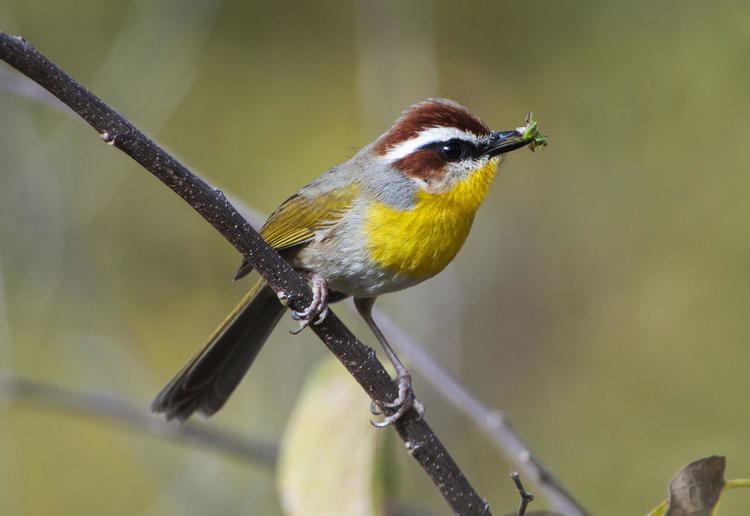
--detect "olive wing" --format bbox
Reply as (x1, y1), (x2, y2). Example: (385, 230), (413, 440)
(234, 183), (359, 280)
(260, 183), (359, 250)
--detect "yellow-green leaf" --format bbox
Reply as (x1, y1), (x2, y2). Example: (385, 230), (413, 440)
(648, 500), (669, 516)
(277, 358), (386, 516)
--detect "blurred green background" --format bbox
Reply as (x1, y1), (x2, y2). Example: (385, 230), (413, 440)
(2, 0), (750, 514)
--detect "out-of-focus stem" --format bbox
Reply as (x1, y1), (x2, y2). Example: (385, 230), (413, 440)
(373, 307), (588, 516)
(0, 373), (278, 465)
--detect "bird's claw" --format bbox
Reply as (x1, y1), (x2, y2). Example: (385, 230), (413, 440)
(370, 372), (424, 427)
(290, 274), (328, 334)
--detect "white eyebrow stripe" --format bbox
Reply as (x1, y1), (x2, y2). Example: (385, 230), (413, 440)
(384, 126), (483, 162)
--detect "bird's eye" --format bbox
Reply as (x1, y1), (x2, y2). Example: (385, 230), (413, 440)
(439, 141), (463, 161)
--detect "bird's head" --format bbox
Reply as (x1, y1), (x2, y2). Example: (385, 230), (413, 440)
(373, 98), (534, 194)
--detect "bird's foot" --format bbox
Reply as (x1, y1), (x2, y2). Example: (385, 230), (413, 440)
(290, 273), (329, 334)
(370, 371), (424, 427)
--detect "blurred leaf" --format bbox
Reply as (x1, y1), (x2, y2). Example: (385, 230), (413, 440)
(646, 456), (748, 516)
(277, 358), (387, 516)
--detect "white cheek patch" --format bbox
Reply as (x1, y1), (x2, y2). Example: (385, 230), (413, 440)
(384, 126), (483, 163)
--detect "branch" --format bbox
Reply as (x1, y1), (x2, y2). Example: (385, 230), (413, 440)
(0, 373), (277, 466)
(0, 33), (490, 515)
(375, 309), (588, 515)
(510, 472), (534, 516)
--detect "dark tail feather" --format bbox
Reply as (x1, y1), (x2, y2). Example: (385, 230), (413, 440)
(152, 279), (284, 421)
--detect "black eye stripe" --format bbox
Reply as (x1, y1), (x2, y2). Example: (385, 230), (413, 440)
(419, 138), (481, 161)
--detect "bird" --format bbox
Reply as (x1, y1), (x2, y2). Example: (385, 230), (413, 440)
(152, 98), (543, 426)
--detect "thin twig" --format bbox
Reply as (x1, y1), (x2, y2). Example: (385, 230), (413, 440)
(510, 472), (534, 516)
(0, 33), (490, 515)
(375, 309), (588, 516)
(0, 373), (278, 466)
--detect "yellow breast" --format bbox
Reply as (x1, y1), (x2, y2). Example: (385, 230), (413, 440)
(364, 160), (499, 279)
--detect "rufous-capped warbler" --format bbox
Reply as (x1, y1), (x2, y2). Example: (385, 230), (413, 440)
(152, 98), (543, 426)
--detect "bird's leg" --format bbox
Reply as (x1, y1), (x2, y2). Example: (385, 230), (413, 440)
(290, 272), (329, 334)
(354, 297), (424, 427)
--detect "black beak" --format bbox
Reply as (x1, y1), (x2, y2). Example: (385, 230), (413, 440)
(482, 130), (533, 157)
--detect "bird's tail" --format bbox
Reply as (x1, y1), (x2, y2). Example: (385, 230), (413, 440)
(151, 278), (284, 421)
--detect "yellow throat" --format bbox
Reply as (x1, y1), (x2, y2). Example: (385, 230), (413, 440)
(365, 159), (499, 279)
